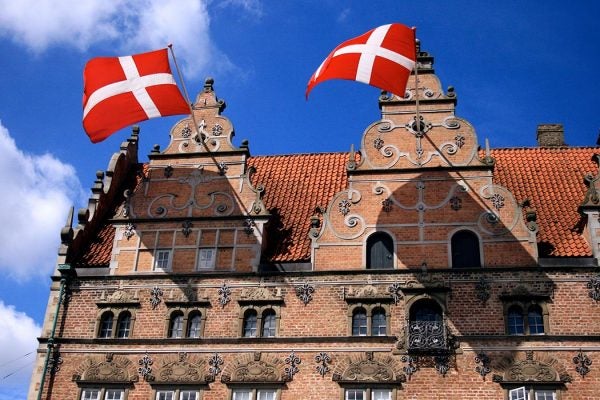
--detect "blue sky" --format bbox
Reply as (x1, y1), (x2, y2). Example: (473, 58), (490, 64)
(0, 1), (598, 398)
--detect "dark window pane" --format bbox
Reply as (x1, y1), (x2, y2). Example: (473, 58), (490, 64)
(372, 308), (387, 336)
(367, 232), (394, 269)
(451, 230), (481, 268)
(187, 314), (202, 338)
(116, 312), (131, 338)
(99, 312), (114, 338)
(352, 308), (368, 336)
(528, 305), (544, 334)
(169, 313), (184, 338)
(411, 300), (442, 322)
(243, 310), (258, 337)
(508, 306), (524, 335)
(262, 310), (276, 337)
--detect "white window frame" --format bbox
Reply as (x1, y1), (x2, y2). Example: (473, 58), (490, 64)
(154, 249), (172, 271)
(197, 248), (216, 270)
(509, 387), (557, 400)
(80, 388), (126, 400)
(344, 388), (392, 400)
(155, 389), (201, 400)
(231, 388), (278, 400)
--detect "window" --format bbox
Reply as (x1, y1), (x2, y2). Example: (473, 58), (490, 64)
(262, 310), (276, 338)
(80, 388), (125, 400)
(408, 299), (445, 350)
(349, 305), (389, 337)
(197, 248), (215, 269)
(243, 310), (258, 337)
(98, 312), (114, 338)
(232, 388), (277, 400)
(352, 308), (368, 336)
(451, 230), (481, 268)
(156, 389), (200, 400)
(345, 389), (392, 400)
(169, 312), (184, 338)
(366, 232), (394, 269)
(116, 312), (131, 338)
(187, 312), (202, 338)
(154, 249), (172, 271)
(505, 302), (547, 335)
(509, 387), (556, 400)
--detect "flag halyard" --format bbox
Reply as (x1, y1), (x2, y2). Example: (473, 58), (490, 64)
(83, 48), (189, 143)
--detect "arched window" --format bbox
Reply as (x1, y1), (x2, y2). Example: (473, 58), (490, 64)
(507, 305), (525, 335)
(98, 311), (114, 338)
(116, 311), (131, 338)
(262, 309), (276, 338)
(366, 232), (394, 269)
(451, 230), (481, 268)
(410, 299), (443, 322)
(243, 309), (258, 338)
(169, 311), (184, 338)
(187, 312), (202, 338)
(352, 308), (368, 336)
(407, 299), (445, 350)
(527, 305), (544, 335)
(371, 308), (387, 336)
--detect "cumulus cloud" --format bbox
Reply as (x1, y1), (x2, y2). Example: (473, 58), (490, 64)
(0, 122), (84, 281)
(0, 0), (261, 78)
(0, 301), (41, 399)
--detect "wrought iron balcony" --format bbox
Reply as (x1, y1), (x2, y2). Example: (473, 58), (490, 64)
(407, 321), (447, 351)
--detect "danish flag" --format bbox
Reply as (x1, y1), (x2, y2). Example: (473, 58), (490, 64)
(306, 23), (416, 98)
(83, 48), (189, 143)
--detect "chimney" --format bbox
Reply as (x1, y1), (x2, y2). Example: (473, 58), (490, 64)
(536, 124), (565, 147)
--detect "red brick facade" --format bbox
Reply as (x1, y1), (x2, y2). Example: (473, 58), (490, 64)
(29, 50), (600, 400)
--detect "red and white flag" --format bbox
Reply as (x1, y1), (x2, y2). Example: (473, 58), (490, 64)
(83, 48), (189, 143)
(306, 23), (416, 98)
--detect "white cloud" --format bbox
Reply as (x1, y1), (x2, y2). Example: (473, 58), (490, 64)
(0, 0), (261, 78)
(0, 301), (41, 398)
(0, 121), (84, 281)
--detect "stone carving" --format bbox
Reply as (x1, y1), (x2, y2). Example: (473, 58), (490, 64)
(332, 353), (405, 383)
(493, 352), (571, 383)
(154, 353), (210, 383)
(221, 353), (285, 383)
(73, 353), (138, 383)
(239, 287), (282, 303)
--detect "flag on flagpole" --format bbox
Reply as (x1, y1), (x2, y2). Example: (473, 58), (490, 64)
(306, 23), (416, 99)
(83, 48), (189, 143)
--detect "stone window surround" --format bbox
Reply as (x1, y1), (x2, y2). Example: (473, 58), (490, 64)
(503, 300), (550, 336)
(347, 303), (391, 337)
(94, 308), (137, 339)
(153, 387), (204, 400)
(504, 385), (561, 400)
(447, 227), (484, 268)
(164, 307), (208, 339)
(363, 229), (397, 270)
(238, 305), (281, 338)
(229, 387), (279, 400)
(78, 386), (129, 400)
(340, 386), (396, 400)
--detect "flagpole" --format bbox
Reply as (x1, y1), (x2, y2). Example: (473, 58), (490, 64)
(412, 29), (420, 135)
(167, 44), (212, 153)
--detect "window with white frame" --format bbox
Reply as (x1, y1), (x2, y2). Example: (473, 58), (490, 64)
(509, 386), (556, 400)
(155, 389), (201, 400)
(345, 388), (392, 400)
(197, 248), (216, 269)
(154, 249), (172, 271)
(231, 388), (277, 400)
(349, 305), (389, 337)
(80, 388), (125, 400)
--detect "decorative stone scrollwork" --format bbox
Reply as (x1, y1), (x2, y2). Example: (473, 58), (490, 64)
(221, 353), (286, 383)
(332, 352), (405, 384)
(138, 352), (154, 381)
(150, 286), (163, 309)
(154, 353), (211, 383)
(573, 350), (592, 377)
(72, 353), (138, 383)
(475, 352), (491, 378)
(284, 351), (301, 380)
(315, 352), (331, 378)
(218, 282), (232, 307)
(295, 283), (315, 305)
(587, 275), (600, 301)
(492, 351), (571, 383)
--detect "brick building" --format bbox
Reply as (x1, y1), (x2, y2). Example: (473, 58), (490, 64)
(29, 46), (600, 400)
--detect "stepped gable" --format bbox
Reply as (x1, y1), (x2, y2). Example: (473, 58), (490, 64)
(248, 152), (348, 262)
(491, 147), (597, 257)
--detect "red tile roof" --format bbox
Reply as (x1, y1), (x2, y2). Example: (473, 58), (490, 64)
(73, 147), (597, 267)
(490, 147), (597, 257)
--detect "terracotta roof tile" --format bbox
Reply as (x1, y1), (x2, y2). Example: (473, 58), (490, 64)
(490, 147), (597, 257)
